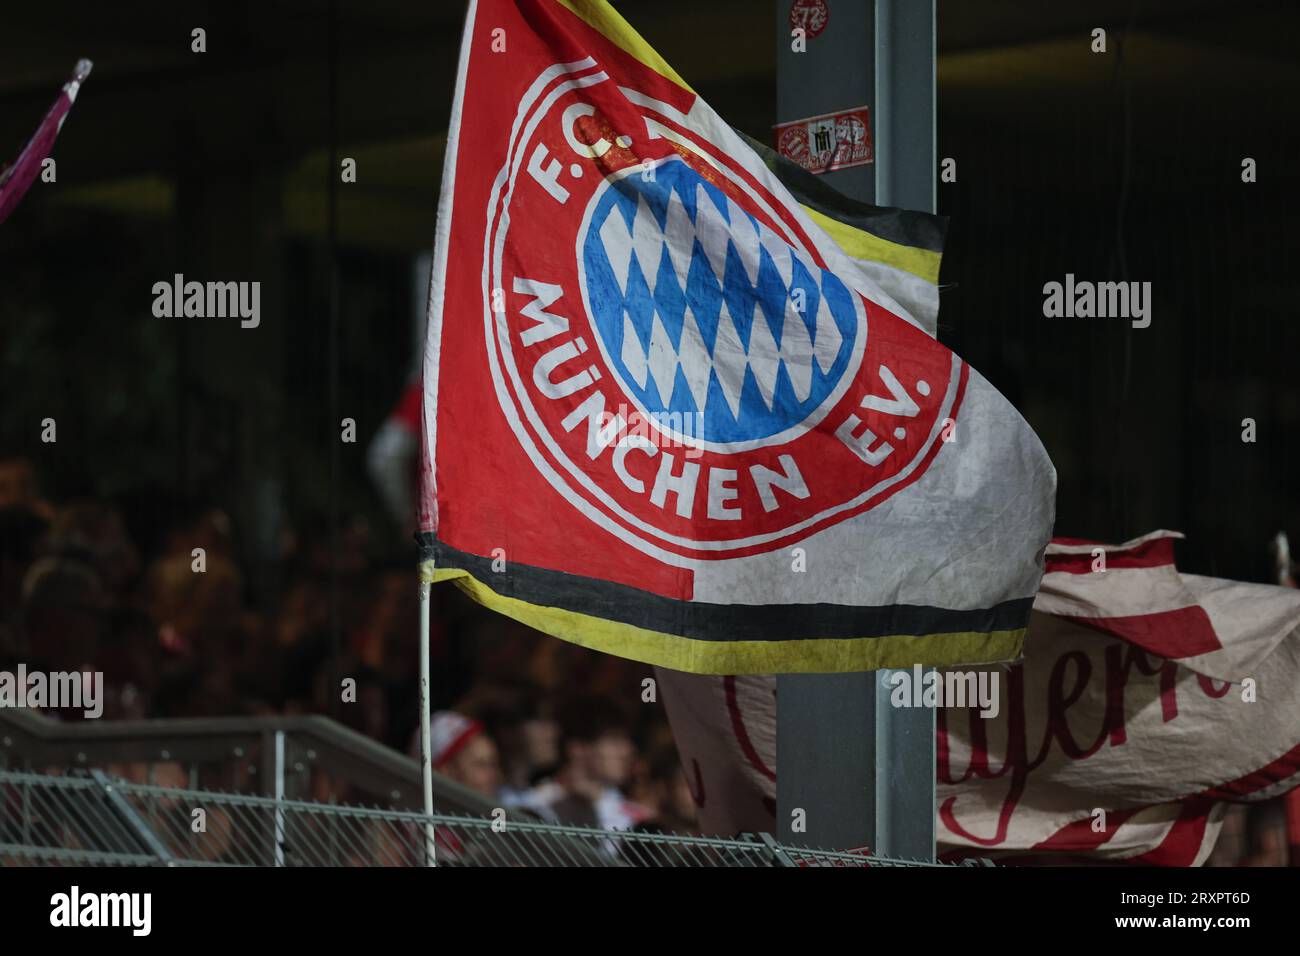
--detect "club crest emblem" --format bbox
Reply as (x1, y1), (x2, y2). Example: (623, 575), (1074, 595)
(484, 61), (962, 563)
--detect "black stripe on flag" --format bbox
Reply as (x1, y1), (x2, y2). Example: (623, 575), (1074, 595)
(418, 534), (1031, 644)
(734, 129), (947, 256)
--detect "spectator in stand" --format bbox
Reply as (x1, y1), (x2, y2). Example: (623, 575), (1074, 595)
(409, 710), (503, 800)
(509, 693), (649, 831)
(48, 499), (141, 598)
(635, 744), (699, 835)
(0, 455), (52, 520)
(21, 555), (109, 678)
(451, 682), (559, 800)
(0, 504), (49, 666)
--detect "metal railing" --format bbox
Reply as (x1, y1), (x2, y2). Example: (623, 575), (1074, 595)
(0, 769), (976, 867)
(0, 706), (493, 814)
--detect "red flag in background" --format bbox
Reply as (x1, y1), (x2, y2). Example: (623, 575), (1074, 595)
(658, 531), (1300, 864)
(0, 59), (91, 225)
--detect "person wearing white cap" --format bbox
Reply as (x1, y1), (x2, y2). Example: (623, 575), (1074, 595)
(412, 710), (503, 799)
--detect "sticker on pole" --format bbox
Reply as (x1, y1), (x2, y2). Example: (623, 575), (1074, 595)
(774, 106), (873, 176)
(788, 0), (830, 40)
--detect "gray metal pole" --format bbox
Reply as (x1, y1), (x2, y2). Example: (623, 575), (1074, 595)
(872, 0), (937, 862)
(274, 729), (286, 867)
(774, 0), (937, 860)
(419, 579), (437, 866)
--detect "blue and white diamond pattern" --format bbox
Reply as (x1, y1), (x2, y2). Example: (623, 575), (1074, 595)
(581, 158), (859, 445)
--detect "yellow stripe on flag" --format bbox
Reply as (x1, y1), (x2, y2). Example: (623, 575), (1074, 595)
(554, 0), (693, 92)
(421, 561), (1023, 675)
(806, 208), (943, 285)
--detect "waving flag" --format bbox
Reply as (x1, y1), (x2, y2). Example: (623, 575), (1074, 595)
(0, 59), (91, 225)
(658, 532), (1300, 863)
(418, 0), (1055, 674)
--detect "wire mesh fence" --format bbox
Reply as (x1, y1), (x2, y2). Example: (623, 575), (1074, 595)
(0, 708), (494, 815)
(0, 769), (973, 867)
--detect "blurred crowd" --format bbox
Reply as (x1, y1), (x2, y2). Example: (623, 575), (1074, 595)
(3, 450), (1295, 862)
(0, 453), (698, 838)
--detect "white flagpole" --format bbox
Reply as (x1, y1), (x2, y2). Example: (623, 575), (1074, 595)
(418, 578), (436, 866)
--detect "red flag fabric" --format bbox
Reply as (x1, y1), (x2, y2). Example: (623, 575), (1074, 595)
(416, 0), (1055, 675)
(0, 59), (91, 225)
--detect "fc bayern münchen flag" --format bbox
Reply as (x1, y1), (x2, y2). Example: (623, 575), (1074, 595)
(417, 0), (1056, 674)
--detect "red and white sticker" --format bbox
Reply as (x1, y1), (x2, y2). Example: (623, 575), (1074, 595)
(789, 0), (830, 40)
(774, 106), (873, 176)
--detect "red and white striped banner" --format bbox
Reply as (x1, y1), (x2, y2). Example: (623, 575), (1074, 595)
(658, 531), (1300, 863)
(1035, 530), (1294, 682)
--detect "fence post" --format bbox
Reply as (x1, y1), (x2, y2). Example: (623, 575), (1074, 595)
(91, 769), (175, 863)
(758, 831), (798, 868)
(274, 729), (286, 867)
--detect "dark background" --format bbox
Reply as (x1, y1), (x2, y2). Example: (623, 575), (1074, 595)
(3, 0), (1298, 592)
